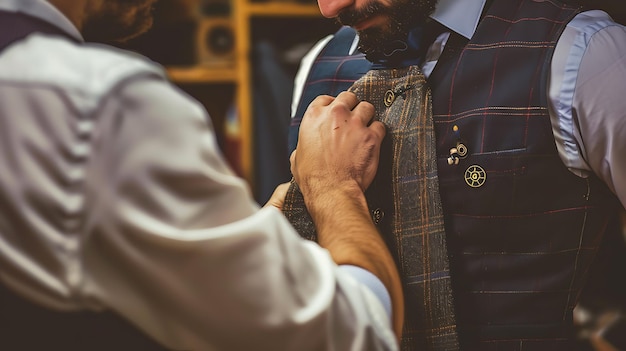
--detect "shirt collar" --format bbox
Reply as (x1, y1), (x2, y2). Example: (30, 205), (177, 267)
(430, 0), (486, 39)
(0, 0), (83, 42)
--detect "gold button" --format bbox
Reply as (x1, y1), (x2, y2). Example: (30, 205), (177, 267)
(464, 165), (486, 188)
(384, 90), (395, 107)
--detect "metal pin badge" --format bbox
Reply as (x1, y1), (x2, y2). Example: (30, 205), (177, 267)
(447, 147), (460, 165)
(456, 142), (468, 157)
(371, 208), (385, 225)
(464, 165), (486, 188)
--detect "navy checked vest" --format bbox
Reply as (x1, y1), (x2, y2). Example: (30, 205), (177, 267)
(0, 11), (167, 351)
(430, 0), (618, 349)
(287, 0), (620, 349)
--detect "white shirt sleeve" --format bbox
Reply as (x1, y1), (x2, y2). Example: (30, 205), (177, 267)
(339, 265), (392, 317)
(79, 77), (397, 351)
(549, 10), (626, 208)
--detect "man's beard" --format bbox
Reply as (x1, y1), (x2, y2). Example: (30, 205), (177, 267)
(337, 0), (437, 58)
(82, 0), (157, 43)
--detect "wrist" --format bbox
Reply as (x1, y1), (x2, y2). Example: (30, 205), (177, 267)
(302, 180), (367, 219)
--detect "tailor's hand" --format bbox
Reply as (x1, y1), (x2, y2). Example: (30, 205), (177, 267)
(290, 93), (404, 339)
(263, 182), (290, 211)
(290, 91), (386, 199)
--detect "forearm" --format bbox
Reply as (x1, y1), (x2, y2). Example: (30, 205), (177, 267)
(291, 91), (402, 337)
(305, 182), (405, 339)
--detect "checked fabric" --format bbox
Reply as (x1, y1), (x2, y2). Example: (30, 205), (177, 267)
(283, 66), (459, 350)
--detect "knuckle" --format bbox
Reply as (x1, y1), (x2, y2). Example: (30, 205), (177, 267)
(337, 91), (356, 99)
(309, 95), (332, 109)
(329, 101), (348, 116)
(304, 103), (323, 118)
(313, 94), (332, 103)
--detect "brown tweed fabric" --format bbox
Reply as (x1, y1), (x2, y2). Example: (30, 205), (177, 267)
(283, 66), (459, 350)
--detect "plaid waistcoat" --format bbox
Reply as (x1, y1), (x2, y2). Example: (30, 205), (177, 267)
(429, 0), (620, 349)
(0, 11), (167, 351)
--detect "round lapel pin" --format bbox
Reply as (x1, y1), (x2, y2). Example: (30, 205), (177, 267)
(465, 165), (486, 188)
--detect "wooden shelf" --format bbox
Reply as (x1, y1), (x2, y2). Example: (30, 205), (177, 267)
(245, 3), (322, 16)
(167, 65), (237, 83)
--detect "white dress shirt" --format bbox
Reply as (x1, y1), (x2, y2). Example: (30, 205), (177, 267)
(0, 0), (397, 350)
(293, 0), (626, 209)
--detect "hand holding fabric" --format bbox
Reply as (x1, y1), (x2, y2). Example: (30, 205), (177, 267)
(290, 91), (385, 198)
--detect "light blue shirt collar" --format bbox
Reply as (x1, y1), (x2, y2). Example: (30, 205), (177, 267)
(430, 0), (486, 39)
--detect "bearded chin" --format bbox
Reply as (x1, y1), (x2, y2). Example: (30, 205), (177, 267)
(357, 20), (405, 58)
(349, 0), (438, 59)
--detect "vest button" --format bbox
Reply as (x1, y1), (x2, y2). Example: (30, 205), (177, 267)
(384, 90), (395, 107)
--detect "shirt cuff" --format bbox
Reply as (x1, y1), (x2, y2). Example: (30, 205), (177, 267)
(338, 265), (392, 318)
